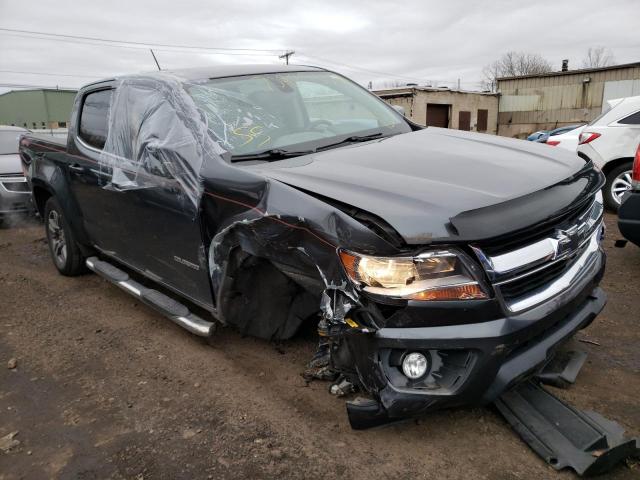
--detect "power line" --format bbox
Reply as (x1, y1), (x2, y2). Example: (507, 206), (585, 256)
(0, 27), (284, 53)
(299, 54), (427, 83)
(0, 32), (282, 57)
(300, 53), (482, 88)
(0, 83), (78, 90)
(0, 69), (101, 78)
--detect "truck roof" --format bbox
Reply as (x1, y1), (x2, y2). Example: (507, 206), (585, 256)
(83, 64), (326, 88)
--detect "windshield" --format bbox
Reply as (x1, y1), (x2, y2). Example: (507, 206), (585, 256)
(185, 71), (411, 157)
(0, 130), (24, 155)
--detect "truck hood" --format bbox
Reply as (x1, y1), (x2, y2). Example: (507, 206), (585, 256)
(0, 154), (23, 176)
(253, 128), (598, 244)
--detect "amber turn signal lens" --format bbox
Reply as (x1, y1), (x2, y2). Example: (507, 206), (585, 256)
(407, 284), (487, 301)
(339, 250), (358, 279)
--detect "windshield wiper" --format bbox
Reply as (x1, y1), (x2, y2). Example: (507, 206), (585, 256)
(230, 132), (388, 162)
(315, 132), (386, 152)
(231, 148), (315, 162)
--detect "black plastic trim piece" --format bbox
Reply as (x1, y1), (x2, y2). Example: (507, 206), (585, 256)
(535, 350), (587, 388)
(495, 380), (639, 476)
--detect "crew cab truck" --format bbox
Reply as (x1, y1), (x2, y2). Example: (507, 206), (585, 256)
(21, 65), (607, 428)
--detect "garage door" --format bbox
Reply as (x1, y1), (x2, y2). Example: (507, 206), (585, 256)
(426, 104), (450, 128)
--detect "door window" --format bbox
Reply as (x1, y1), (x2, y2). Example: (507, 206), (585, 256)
(79, 89), (112, 149)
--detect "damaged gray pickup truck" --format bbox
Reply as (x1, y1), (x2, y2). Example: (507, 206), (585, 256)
(21, 65), (607, 430)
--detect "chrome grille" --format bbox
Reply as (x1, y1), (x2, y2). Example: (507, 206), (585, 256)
(498, 259), (570, 300)
(472, 195), (604, 313)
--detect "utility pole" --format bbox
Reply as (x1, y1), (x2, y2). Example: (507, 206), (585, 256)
(279, 50), (295, 65)
(150, 49), (162, 71)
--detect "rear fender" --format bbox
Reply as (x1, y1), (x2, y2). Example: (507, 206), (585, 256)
(27, 147), (92, 253)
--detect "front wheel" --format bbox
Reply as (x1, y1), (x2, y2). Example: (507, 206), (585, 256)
(44, 197), (86, 276)
(603, 161), (634, 212)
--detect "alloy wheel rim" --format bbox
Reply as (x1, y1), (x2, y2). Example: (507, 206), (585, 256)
(611, 170), (633, 205)
(48, 210), (67, 266)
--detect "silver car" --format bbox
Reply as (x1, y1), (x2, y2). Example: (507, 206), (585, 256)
(0, 126), (33, 225)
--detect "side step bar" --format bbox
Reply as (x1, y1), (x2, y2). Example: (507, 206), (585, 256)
(496, 380), (639, 476)
(86, 257), (216, 337)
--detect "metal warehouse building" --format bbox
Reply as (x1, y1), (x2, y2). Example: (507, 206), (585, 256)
(0, 88), (77, 130)
(374, 86), (499, 134)
(497, 61), (640, 138)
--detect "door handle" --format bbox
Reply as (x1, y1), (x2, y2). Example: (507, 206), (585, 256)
(68, 163), (84, 173)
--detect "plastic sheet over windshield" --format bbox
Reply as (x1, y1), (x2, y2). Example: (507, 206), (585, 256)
(185, 71), (410, 157)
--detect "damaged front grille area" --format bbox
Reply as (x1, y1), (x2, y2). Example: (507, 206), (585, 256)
(472, 194), (604, 313)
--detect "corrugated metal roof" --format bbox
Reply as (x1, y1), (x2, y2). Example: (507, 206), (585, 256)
(373, 86), (497, 97)
(496, 61), (640, 81)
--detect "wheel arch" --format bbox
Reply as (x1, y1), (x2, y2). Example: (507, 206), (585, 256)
(601, 157), (634, 177)
(215, 244), (325, 341)
(31, 181), (54, 217)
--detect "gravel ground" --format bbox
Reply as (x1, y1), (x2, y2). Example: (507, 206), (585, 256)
(0, 213), (638, 479)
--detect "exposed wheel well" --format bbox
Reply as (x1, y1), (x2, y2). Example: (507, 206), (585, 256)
(601, 157), (634, 177)
(32, 185), (53, 217)
(217, 249), (322, 341)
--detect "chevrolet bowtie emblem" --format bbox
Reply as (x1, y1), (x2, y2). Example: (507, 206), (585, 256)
(553, 223), (586, 259)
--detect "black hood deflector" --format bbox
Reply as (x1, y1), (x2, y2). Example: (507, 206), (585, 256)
(450, 163), (604, 241)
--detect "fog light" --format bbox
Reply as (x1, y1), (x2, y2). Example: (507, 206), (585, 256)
(402, 352), (428, 379)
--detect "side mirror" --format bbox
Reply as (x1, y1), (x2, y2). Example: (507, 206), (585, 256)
(392, 105), (406, 116)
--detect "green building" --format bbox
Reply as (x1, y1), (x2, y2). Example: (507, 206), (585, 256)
(0, 89), (77, 130)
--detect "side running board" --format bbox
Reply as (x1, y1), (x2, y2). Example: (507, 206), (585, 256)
(495, 380), (639, 477)
(85, 256), (216, 337)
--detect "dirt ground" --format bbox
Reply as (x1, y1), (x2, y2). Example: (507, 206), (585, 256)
(0, 213), (638, 479)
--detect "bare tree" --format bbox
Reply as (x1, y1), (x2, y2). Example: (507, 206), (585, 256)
(482, 51), (553, 91)
(582, 47), (615, 68)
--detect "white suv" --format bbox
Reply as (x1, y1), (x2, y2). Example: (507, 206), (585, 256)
(577, 95), (640, 210)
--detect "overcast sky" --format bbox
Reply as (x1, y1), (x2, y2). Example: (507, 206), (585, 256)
(0, 0), (638, 93)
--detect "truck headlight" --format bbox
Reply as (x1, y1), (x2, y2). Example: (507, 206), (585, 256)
(339, 249), (488, 301)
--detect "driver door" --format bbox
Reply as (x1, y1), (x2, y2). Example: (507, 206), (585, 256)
(101, 160), (214, 308)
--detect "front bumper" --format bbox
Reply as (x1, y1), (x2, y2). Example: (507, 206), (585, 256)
(619, 191), (640, 247)
(343, 247), (606, 420)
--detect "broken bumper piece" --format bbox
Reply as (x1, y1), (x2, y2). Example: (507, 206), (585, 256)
(496, 380), (640, 476)
(345, 286), (606, 429)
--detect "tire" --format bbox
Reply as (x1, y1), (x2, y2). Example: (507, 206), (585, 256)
(44, 197), (86, 276)
(603, 161), (634, 212)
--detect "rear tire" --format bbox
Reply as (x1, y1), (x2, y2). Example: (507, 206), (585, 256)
(603, 161), (633, 212)
(44, 197), (86, 276)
